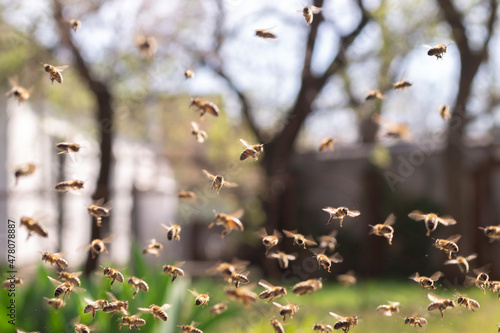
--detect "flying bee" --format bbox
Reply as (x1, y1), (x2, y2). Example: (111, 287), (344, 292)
(444, 253), (476, 273)
(257, 228), (282, 255)
(81, 235), (114, 259)
(184, 68), (195, 79)
(239, 139), (264, 161)
(101, 266), (124, 286)
(20, 216), (48, 239)
(74, 323), (91, 333)
(267, 251), (297, 269)
(58, 271), (82, 286)
(369, 213), (396, 245)
(190, 98), (219, 119)
(259, 280), (287, 303)
(224, 286), (258, 307)
(188, 289), (210, 307)
(103, 292), (129, 316)
(301, 6), (322, 25)
(119, 314), (146, 330)
(163, 261), (185, 282)
(56, 142), (82, 162)
(371, 114), (412, 141)
(202, 169), (238, 194)
(393, 72), (412, 90)
(14, 163), (36, 185)
(55, 180), (85, 192)
(409, 271), (444, 289)
(270, 316), (284, 333)
(408, 210), (456, 236)
(478, 225), (500, 242)
(292, 278), (323, 295)
(43, 297), (66, 312)
(465, 264), (491, 293)
(143, 239), (163, 256)
(190, 122), (207, 143)
(427, 43), (451, 59)
(209, 260), (247, 282)
(283, 229), (317, 249)
(427, 293), (454, 319)
(5, 77), (30, 103)
(365, 89), (385, 101)
(179, 323), (203, 333)
(455, 294), (480, 311)
(329, 312), (358, 332)
(439, 105), (451, 120)
(313, 324), (333, 333)
(434, 234), (461, 259)
(322, 206), (360, 227)
(337, 270), (357, 287)
(41, 63), (69, 84)
(1, 277), (23, 289)
(137, 304), (170, 322)
(41, 252), (69, 270)
(88, 199), (111, 227)
(84, 298), (109, 318)
(311, 248), (343, 273)
(48, 276), (84, 299)
(318, 230), (338, 252)
(376, 301), (399, 316)
(209, 303), (227, 316)
(127, 276), (149, 298)
(230, 271), (250, 288)
(319, 138), (335, 152)
(404, 316), (427, 327)
(178, 190), (196, 201)
(273, 302), (299, 321)
(488, 281), (500, 299)
(69, 19), (81, 32)
(210, 209), (244, 238)
(255, 28), (277, 39)
(136, 35), (157, 60)
(162, 223), (181, 241)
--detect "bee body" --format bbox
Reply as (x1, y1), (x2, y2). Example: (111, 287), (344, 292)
(119, 315), (146, 330)
(163, 263), (185, 282)
(127, 276), (149, 298)
(44, 297), (66, 311)
(55, 180), (84, 192)
(270, 317), (284, 333)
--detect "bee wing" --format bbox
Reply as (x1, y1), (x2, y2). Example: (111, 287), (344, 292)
(310, 6), (322, 13)
(408, 210), (426, 221)
(427, 293), (442, 302)
(439, 216), (456, 226)
(223, 180), (238, 188)
(239, 139), (252, 149)
(286, 253), (297, 260)
(272, 301), (284, 309)
(105, 291), (118, 302)
(273, 229), (283, 239)
(388, 301), (400, 306)
(267, 252), (279, 259)
(191, 122), (200, 131)
(465, 254), (477, 261)
(322, 207), (336, 214)
(54, 65), (69, 71)
(256, 227), (269, 238)
(408, 272), (420, 281)
(376, 306), (391, 316)
(310, 247), (325, 255)
(329, 312), (346, 320)
(101, 234), (116, 244)
(174, 261), (186, 268)
(48, 276), (63, 287)
(282, 229), (297, 238)
(304, 235), (318, 246)
(329, 252), (343, 263)
(258, 279), (275, 290)
(188, 289), (200, 297)
(348, 210), (361, 217)
(137, 307), (151, 313)
(446, 234), (461, 243)
(429, 271), (444, 281)
(444, 259), (458, 265)
(202, 169), (216, 180)
(472, 263), (492, 275)
(384, 214), (396, 226)
(161, 303), (172, 311)
(229, 208), (244, 220)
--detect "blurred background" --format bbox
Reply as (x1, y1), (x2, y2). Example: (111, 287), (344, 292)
(1, 0), (500, 332)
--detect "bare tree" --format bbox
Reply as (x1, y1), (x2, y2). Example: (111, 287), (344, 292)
(52, 0), (114, 275)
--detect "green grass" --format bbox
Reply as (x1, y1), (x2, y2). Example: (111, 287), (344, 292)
(2, 261), (500, 333)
